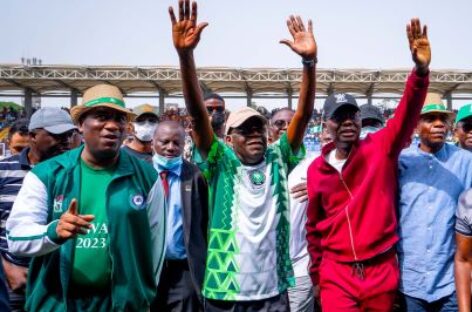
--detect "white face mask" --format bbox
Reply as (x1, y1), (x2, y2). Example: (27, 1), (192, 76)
(360, 126), (381, 139)
(133, 121), (157, 142)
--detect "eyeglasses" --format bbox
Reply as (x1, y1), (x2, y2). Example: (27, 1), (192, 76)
(330, 111), (361, 124)
(230, 125), (266, 136)
(135, 115), (159, 124)
(272, 119), (291, 129)
(459, 122), (472, 133)
(206, 106), (224, 114)
(47, 130), (76, 142)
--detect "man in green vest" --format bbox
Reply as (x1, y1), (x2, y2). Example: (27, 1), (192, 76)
(6, 84), (166, 311)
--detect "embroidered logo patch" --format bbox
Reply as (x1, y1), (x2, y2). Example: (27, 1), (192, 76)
(249, 169), (266, 186)
(132, 195), (144, 206)
(53, 195), (64, 213)
(334, 93), (347, 103)
(129, 193), (147, 210)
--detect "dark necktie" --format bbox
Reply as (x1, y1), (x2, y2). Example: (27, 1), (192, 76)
(160, 170), (169, 198)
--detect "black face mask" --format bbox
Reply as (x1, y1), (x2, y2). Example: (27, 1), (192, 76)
(211, 111), (226, 131)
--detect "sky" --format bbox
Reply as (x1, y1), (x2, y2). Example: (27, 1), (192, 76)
(2, 0), (472, 110)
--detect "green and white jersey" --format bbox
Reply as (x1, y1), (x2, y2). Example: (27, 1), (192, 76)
(195, 133), (304, 301)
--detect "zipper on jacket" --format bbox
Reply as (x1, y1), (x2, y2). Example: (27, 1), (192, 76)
(338, 174), (358, 261)
(104, 185), (115, 309)
(338, 174), (364, 279)
(324, 149), (364, 279)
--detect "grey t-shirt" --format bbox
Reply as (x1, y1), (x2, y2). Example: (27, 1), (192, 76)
(456, 189), (472, 236)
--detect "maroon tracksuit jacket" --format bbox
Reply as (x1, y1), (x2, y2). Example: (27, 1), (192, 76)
(306, 69), (429, 285)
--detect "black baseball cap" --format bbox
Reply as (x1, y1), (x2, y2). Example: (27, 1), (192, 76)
(360, 104), (384, 124)
(323, 93), (359, 120)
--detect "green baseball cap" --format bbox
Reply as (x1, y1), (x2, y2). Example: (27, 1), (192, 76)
(420, 93), (453, 116)
(455, 104), (472, 124)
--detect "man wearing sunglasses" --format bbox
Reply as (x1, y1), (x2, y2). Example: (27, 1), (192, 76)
(269, 107), (295, 144)
(204, 93), (225, 116)
(306, 18), (430, 311)
(169, 0), (316, 310)
(204, 93), (226, 139)
(268, 106), (318, 312)
(454, 103), (472, 152)
(0, 108), (77, 311)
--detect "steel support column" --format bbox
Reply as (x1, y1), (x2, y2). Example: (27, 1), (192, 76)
(159, 90), (166, 114)
(445, 93), (453, 110)
(71, 89), (78, 107)
(24, 88), (33, 118)
(247, 89), (253, 107)
(287, 90), (293, 109)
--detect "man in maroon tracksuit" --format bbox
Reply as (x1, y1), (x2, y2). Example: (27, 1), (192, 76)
(306, 19), (431, 311)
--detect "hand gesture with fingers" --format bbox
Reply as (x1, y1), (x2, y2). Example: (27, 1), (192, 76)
(56, 199), (94, 241)
(280, 15), (317, 62)
(407, 18), (431, 73)
(290, 181), (308, 203)
(169, 0), (208, 53)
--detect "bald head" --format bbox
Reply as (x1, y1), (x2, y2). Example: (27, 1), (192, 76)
(153, 121), (186, 157)
(155, 121), (185, 138)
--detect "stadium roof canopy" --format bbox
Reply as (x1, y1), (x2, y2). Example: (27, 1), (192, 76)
(1, 64), (472, 113)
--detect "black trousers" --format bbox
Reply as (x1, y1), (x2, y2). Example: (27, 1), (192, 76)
(151, 259), (202, 312)
(204, 291), (290, 312)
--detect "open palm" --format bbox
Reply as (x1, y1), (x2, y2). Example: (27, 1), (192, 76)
(407, 18), (431, 70)
(280, 15), (317, 61)
(169, 0), (208, 52)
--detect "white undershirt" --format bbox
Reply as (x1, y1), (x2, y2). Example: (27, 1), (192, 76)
(328, 149), (347, 173)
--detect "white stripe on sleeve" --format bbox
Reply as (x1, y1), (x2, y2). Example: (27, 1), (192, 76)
(6, 171), (60, 257)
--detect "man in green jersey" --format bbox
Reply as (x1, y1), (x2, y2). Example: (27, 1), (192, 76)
(7, 84), (166, 311)
(169, 1), (317, 310)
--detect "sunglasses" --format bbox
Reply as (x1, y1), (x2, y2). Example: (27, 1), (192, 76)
(47, 130), (76, 142)
(459, 122), (472, 133)
(135, 115), (159, 124)
(330, 111), (361, 124)
(207, 106), (225, 114)
(231, 125), (266, 136)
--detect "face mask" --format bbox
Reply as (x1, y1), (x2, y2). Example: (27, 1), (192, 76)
(152, 153), (183, 171)
(133, 121), (157, 142)
(360, 126), (381, 139)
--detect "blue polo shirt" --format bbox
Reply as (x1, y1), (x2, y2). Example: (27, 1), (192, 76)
(398, 143), (472, 302)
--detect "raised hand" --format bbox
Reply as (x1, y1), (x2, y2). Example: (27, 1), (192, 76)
(280, 15), (317, 61)
(407, 18), (431, 73)
(169, 0), (208, 53)
(56, 199), (94, 241)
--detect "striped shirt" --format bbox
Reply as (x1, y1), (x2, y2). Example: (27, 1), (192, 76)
(0, 148), (31, 266)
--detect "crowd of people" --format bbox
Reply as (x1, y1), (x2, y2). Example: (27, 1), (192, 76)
(0, 1), (471, 311)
